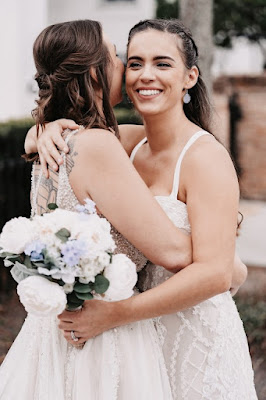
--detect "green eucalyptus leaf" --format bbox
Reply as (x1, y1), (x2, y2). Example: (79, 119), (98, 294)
(0, 251), (16, 258)
(6, 255), (21, 262)
(75, 292), (93, 300)
(47, 203), (58, 210)
(55, 228), (71, 243)
(67, 292), (84, 305)
(93, 274), (109, 294)
(32, 261), (47, 268)
(24, 255), (33, 269)
(74, 282), (92, 293)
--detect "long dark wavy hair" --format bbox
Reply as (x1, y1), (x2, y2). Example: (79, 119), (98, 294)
(127, 19), (212, 133)
(33, 20), (118, 136)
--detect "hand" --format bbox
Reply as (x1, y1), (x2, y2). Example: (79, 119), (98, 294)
(58, 299), (120, 345)
(37, 119), (80, 178)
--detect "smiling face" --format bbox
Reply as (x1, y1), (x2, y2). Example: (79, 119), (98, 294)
(126, 29), (198, 117)
(103, 34), (125, 107)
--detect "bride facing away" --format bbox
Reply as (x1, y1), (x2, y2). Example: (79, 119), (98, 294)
(29, 19), (258, 400)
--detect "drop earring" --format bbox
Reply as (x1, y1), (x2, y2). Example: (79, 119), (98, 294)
(183, 89), (191, 104)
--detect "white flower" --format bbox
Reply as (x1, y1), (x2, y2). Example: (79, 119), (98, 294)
(63, 283), (74, 294)
(35, 208), (77, 234)
(103, 254), (137, 301)
(17, 276), (67, 316)
(77, 260), (102, 284)
(84, 198), (97, 214)
(0, 217), (37, 254)
(97, 252), (111, 268)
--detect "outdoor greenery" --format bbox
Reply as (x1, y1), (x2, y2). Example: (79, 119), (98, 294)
(156, 0), (266, 50)
(235, 296), (266, 347)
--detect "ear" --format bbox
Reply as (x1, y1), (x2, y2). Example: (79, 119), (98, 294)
(183, 66), (199, 90)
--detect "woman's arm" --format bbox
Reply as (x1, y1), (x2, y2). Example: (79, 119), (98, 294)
(67, 128), (191, 270)
(59, 137), (240, 343)
(24, 119), (80, 177)
(24, 121), (144, 175)
(230, 254), (248, 296)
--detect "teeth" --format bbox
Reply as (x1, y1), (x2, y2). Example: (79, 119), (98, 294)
(138, 90), (161, 96)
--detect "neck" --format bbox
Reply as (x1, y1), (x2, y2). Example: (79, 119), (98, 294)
(142, 106), (192, 153)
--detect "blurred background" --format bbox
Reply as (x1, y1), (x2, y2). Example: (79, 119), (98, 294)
(0, 0), (265, 397)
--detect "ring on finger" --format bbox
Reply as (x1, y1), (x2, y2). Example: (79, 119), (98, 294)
(70, 330), (79, 342)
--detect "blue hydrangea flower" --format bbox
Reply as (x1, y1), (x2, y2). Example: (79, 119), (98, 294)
(61, 240), (86, 267)
(30, 251), (44, 262)
(24, 240), (45, 261)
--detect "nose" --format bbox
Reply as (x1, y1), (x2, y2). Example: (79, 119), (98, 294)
(140, 65), (155, 82)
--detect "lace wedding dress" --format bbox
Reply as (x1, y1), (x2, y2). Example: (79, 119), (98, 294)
(0, 130), (172, 400)
(131, 130), (258, 400)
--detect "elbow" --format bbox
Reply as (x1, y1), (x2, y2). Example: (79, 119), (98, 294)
(156, 249), (193, 273)
(215, 270), (233, 294)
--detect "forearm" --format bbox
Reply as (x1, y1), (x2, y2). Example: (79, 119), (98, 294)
(112, 261), (231, 327)
(24, 125), (38, 153)
(230, 253), (247, 293)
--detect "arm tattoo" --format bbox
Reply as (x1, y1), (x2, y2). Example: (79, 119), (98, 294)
(33, 165), (59, 215)
(66, 138), (78, 176)
(32, 136), (78, 215)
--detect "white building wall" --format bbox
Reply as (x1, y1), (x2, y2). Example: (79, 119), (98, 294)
(0, 0), (47, 121)
(212, 37), (265, 78)
(47, 0), (156, 55)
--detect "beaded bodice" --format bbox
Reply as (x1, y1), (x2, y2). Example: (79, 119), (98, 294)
(31, 130), (147, 273)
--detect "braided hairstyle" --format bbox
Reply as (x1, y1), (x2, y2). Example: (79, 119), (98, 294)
(33, 20), (118, 136)
(127, 19), (212, 132)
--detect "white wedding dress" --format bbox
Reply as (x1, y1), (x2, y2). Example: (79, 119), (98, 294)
(131, 131), (258, 400)
(0, 130), (172, 400)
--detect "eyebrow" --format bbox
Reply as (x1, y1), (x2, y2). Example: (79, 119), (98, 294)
(127, 55), (175, 62)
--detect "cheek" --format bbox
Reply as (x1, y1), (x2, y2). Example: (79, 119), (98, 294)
(125, 71), (134, 92)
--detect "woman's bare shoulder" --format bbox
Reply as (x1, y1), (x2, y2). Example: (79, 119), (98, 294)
(183, 134), (239, 190)
(118, 124), (146, 155)
(72, 128), (122, 154)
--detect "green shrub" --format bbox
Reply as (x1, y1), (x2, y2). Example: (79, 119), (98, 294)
(235, 296), (266, 346)
(0, 119), (34, 159)
(114, 107), (143, 125)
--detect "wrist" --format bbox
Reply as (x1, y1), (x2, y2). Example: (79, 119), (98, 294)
(110, 297), (135, 328)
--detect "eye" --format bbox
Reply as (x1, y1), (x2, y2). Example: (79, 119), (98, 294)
(157, 62), (171, 68)
(127, 61), (142, 69)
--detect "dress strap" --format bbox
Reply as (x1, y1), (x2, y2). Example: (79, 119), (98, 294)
(130, 137), (147, 162)
(170, 130), (211, 199)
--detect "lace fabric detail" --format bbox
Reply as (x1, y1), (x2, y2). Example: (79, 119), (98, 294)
(139, 196), (257, 400)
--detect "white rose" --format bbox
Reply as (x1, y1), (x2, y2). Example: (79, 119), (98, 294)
(103, 254), (137, 301)
(35, 208), (78, 234)
(0, 217), (37, 254)
(17, 276), (67, 316)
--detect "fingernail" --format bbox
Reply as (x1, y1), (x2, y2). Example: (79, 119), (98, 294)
(58, 158), (63, 164)
(53, 165), (57, 171)
(64, 147), (68, 153)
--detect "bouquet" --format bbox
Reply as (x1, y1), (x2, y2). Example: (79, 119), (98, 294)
(0, 199), (137, 315)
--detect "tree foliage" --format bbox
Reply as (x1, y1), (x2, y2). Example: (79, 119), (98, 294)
(214, 0), (266, 47)
(156, 0), (266, 48)
(156, 0), (179, 19)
